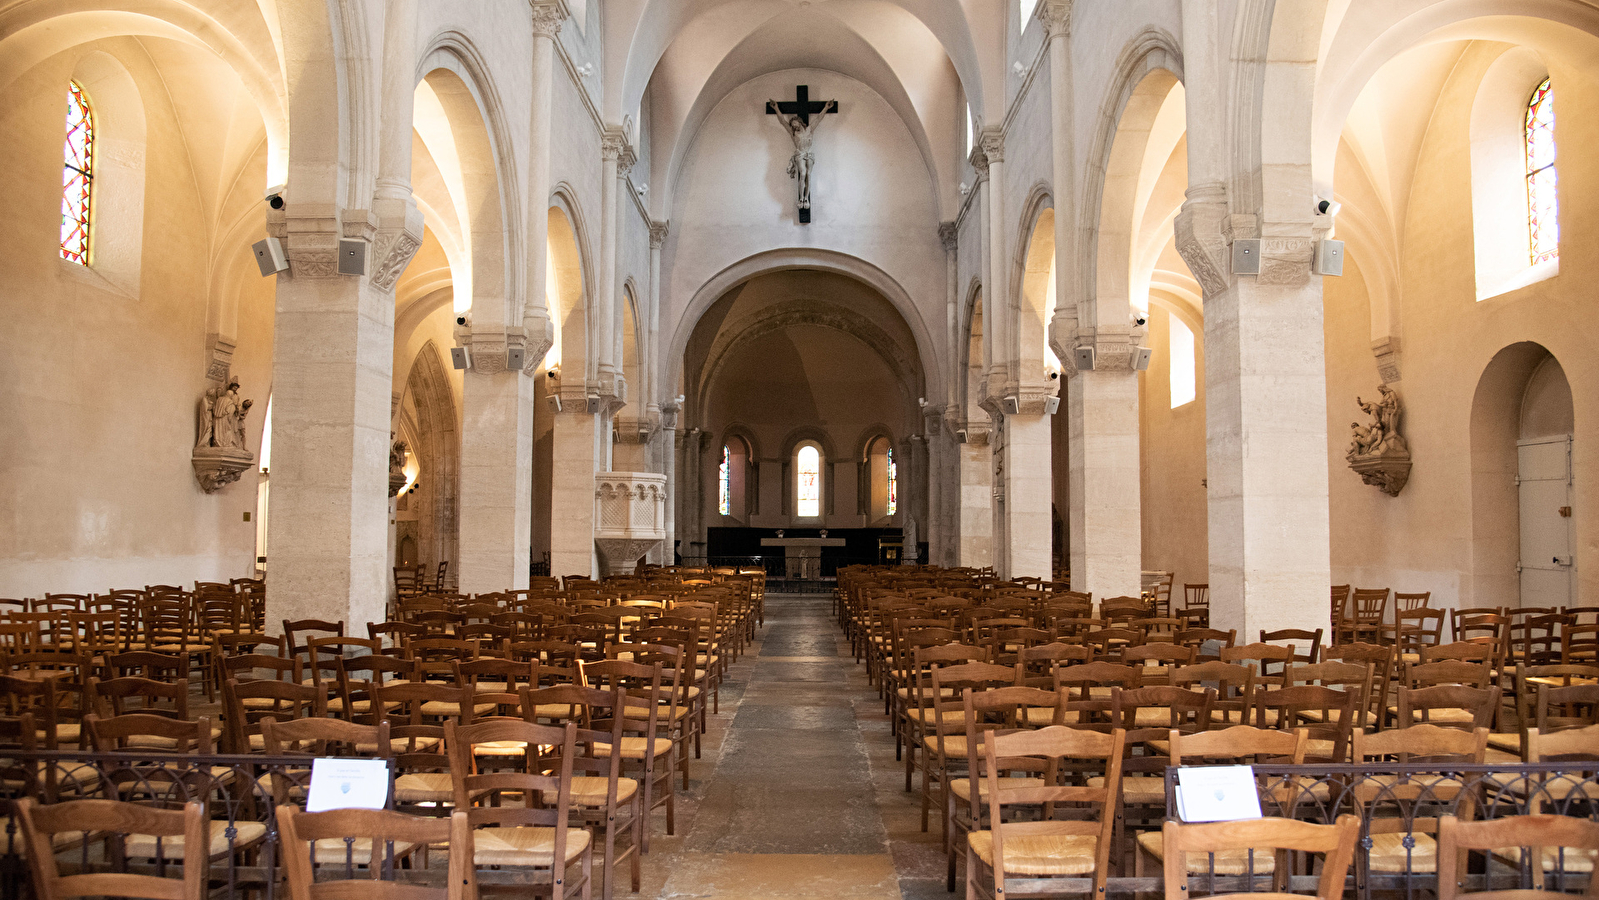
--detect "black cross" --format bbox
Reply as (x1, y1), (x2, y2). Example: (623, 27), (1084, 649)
(765, 84), (839, 125)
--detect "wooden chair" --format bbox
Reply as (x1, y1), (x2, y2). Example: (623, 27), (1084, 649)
(1526, 725), (1599, 809)
(376, 680), (465, 811)
(1385, 591), (1432, 645)
(1174, 627), (1237, 663)
(16, 798), (206, 900)
(922, 661), (1017, 836)
(1180, 583), (1209, 628)
(947, 685), (1066, 891)
(1220, 642), (1295, 688)
(222, 677), (326, 753)
(523, 683), (640, 900)
(282, 619), (344, 661)
(261, 718), (391, 807)
(1397, 684), (1502, 731)
(1351, 725), (1489, 880)
(1536, 683), (1599, 735)
(1255, 684), (1359, 763)
(1324, 643), (1395, 732)
(1342, 588), (1389, 644)
(577, 658), (673, 849)
(1159, 815), (1361, 900)
(1172, 660), (1256, 727)
(1261, 628), (1323, 668)
(1436, 814), (1599, 900)
(277, 805), (473, 896)
(445, 718), (592, 900)
(964, 725), (1125, 900)
(1282, 659), (1375, 735)
(1331, 584), (1351, 636)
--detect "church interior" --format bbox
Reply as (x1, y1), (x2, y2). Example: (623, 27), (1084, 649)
(0, 1), (1596, 899)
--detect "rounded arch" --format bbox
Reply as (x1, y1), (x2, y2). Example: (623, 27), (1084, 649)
(959, 279), (986, 424)
(1082, 56), (1182, 337)
(402, 340), (460, 574)
(546, 190), (591, 378)
(416, 33), (525, 328)
(0, 1), (289, 185)
(620, 279), (643, 412)
(1014, 190), (1057, 383)
(1469, 341), (1575, 609)
(666, 247), (943, 405)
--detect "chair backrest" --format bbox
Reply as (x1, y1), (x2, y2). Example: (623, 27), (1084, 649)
(1282, 659), (1374, 731)
(1171, 724), (1308, 765)
(1261, 628), (1324, 665)
(85, 711), (214, 753)
(1159, 815), (1360, 900)
(445, 718), (578, 833)
(1353, 724), (1488, 765)
(980, 725), (1125, 894)
(1397, 684), (1502, 730)
(90, 675), (190, 720)
(1536, 683), (1599, 735)
(277, 805), (474, 900)
(1254, 684), (1359, 762)
(282, 619), (345, 658)
(223, 677), (328, 752)
(1171, 660), (1257, 726)
(1436, 814), (1599, 900)
(17, 798), (206, 900)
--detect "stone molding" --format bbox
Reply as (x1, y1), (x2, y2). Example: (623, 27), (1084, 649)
(205, 334), (235, 383)
(979, 131), (1005, 164)
(969, 145), (989, 178)
(193, 447), (253, 494)
(1056, 320), (1144, 376)
(1258, 237), (1316, 286)
(938, 221), (957, 252)
(371, 197), (425, 292)
(649, 220), (670, 248)
(1174, 191), (1231, 297)
(1372, 336), (1402, 384)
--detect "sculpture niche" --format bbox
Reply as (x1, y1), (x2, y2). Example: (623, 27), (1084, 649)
(1346, 384), (1411, 496)
(192, 376), (254, 493)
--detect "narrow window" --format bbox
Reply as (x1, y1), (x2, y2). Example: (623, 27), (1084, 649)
(718, 445), (730, 516)
(886, 448), (897, 517)
(1525, 77), (1558, 265)
(60, 81), (95, 265)
(1170, 316), (1196, 409)
(797, 445), (821, 518)
(1019, 0), (1039, 28)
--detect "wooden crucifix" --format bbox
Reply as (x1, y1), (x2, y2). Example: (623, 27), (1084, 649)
(766, 85), (839, 224)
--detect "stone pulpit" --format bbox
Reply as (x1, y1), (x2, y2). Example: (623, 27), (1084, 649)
(594, 472), (667, 575)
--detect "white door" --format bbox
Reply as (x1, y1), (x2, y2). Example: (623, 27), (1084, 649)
(1518, 436), (1574, 608)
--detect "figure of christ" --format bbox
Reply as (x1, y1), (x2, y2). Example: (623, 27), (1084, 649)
(767, 98), (836, 211)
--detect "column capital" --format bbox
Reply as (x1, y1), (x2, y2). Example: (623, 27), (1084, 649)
(1037, 0), (1073, 36)
(529, 0), (567, 36)
(601, 128), (636, 175)
(649, 220), (670, 248)
(371, 194), (424, 292)
(979, 130), (1005, 164)
(937, 221), (958, 252)
(969, 146), (989, 178)
(1372, 336), (1402, 384)
(1056, 321), (1146, 377)
(1173, 186), (1232, 297)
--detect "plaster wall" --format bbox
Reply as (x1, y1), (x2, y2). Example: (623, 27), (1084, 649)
(0, 40), (273, 596)
(1324, 49), (1599, 611)
(1139, 304), (1208, 588)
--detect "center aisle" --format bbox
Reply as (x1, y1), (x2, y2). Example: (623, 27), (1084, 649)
(646, 593), (943, 899)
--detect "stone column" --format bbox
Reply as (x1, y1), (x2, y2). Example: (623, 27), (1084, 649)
(267, 200), (421, 629)
(999, 403), (1055, 581)
(659, 401), (679, 566)
(1175, 0), (1331, 635)
(595, 129), (625, 387)
(1039, 0), (1140, 599)
(549, 390), (601, 579)
(980, 132), (1009, 397)
(950, 412), (994, 570)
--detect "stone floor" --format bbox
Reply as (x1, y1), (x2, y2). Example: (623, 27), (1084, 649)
(635, 592), (945, 900)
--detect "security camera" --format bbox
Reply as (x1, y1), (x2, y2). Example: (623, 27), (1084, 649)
(264, 185), (286, 210)
(456, 316), (467, 326)
(1315, 196), (1342, 217)
(1133, 313), (1147, 327)
(1049, 371), (1059, 380)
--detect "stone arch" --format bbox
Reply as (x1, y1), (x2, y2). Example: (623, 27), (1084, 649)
(959, 280), (986, 428)
(1014, 191), (1057, 384)
(547, 190), (591, 380)
(403, 340), (460, 574)
(416, 36), (525, 330)
(780, 428), (837, 520)
(666, 247), (943, 406)
(1074, 30), (1184, 323)
(621, 279), (643, 412)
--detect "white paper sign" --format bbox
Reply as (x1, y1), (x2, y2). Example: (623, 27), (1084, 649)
(305, 758), (390, 813)
(1174, 765), (1263, 823)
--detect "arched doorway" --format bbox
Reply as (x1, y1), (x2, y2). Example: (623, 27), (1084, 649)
(1471, 342), (1575, 608)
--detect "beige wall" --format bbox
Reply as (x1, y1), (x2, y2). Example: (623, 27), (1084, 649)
(0, 40), (273, 597)
(1139, 304), (1208, 591)
(1322, 45), (1599, 612)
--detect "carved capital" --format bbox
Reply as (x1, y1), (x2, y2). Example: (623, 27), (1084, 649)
(1059, 322), (1143, 376)
(193, 447), (254, 494)
(1258, 237), (1316, 285)
(600, 130), (627, 162)
(529, 0), (567, 36)
(938, 221), (958, 252)
(649, 220), (670, 248)
(522, 308), (555, 369)
(1372, 337), (1402, 384)
(979, 131), (1005, 165)
(1174, 190), (1231, 297)
(1037, 0), (1073, 35)
(370, 195), (425, 291)
(970, 150), (989, 178)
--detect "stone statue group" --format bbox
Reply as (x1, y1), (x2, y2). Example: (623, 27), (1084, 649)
(196, 376), (252, 451)
(1348, 384), (1406, 459)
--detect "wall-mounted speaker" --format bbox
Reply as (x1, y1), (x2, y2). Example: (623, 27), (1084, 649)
(1314, 239), (1345, 276)
(1134, 347), (1153, 371)
(1045, 396), (1060, 415)
(337, 239), (367, 276)
(506, 348), (526, 370)
(1231, 239), (1261, 275)
(547, 394), (562, 413)
(252, 237), (287, 276)
(450, 346), (471, 370)
(1003, 396), (1020, 416)
(1073, 346), (1096, 371)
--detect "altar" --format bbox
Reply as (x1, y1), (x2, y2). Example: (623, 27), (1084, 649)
(760, 537), (846, 580)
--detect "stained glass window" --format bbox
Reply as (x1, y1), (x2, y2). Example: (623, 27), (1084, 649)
(718, 445), (730, 516)
(1525, 77), (1557, 265)
(797, 445), (820, 518)
(885, 448), (897, 517)
(60, 82), (94, 266)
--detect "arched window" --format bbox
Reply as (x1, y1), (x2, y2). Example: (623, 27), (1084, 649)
(886, 448), (897, 516)
(1525, 77), (1557, 265)
(1170, 315), (1196, 409)
(718, 445), (730, 516)
(60, 81), (95, 265)
(796, 444), (821, 518)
